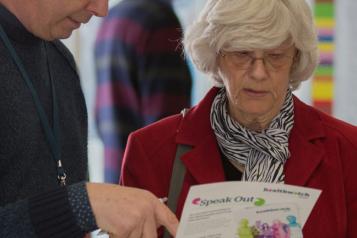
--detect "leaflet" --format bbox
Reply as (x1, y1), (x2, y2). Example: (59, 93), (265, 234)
(176, 182), (321, 238)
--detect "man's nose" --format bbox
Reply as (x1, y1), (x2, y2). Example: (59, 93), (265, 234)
(86, 0), (109, 17)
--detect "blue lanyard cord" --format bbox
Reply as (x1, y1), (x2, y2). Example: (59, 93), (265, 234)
(43, 42), (61, 161)
(0, 24), (66, 186)
(44, 42), (65, 186)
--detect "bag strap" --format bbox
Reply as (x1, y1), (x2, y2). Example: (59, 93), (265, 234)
(166, 144), (191, 213)
(163, 109), (192, 238)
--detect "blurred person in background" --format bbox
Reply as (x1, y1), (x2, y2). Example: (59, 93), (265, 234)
(0, 0), (178, 237)
(121, 0), (357, 237)
(95, 0), (192, 183)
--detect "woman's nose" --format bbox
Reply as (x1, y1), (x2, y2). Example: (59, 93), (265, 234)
(250, 58), (269, 81)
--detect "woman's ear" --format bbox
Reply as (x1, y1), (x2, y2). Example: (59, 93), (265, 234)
(292, 50), (301, 68)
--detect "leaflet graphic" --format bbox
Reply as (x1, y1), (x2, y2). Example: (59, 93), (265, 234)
(176, 182), (321, 238)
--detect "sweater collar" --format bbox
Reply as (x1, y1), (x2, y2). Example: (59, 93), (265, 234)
(155, 0), (172, 5)
(0, 4), (41, 44)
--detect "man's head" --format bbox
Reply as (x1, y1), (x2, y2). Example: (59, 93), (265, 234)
(0, 0), (108, 40)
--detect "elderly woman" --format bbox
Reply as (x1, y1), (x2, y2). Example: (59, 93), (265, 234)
(120, 0), (357, 237)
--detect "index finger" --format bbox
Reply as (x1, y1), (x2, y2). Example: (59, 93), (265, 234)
(154, 200), (179, 236)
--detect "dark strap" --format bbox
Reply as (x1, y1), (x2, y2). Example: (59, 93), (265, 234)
(163, 108), (192, 238)
(163, 144), (191, 238)
(167, 144), (191, 213)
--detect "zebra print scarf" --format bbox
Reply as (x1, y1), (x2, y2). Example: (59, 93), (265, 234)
(210, 88), (294, 183)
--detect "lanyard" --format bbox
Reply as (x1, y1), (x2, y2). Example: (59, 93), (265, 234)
(0, 24), (67, 186)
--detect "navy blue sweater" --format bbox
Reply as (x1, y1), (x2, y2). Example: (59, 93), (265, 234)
(0, 4), (94, 237)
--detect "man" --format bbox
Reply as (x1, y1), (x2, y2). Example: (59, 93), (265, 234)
(95, 0), (192, 183)
(0, 0), (178, 237)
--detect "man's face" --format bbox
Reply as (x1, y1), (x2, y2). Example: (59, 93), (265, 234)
(9, 0), (108, 40)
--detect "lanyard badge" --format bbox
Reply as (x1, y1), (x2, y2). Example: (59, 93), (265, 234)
(0, 24), (67, 187)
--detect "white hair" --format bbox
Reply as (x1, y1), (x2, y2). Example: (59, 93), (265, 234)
(183, 0), (319, 90)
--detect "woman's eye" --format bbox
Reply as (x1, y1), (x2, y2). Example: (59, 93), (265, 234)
(236, 51), (250, 56)
(233, 52), (251, 59)
(268, 53), (284, 58)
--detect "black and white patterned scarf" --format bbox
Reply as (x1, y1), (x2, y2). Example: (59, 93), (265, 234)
(210, 88), (294, 183)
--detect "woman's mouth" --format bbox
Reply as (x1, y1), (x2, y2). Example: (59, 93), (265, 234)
(243, 88), (269, 97)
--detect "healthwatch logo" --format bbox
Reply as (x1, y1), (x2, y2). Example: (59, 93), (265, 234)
(191, 196), (265, 207)
(263, 187), (310, 199)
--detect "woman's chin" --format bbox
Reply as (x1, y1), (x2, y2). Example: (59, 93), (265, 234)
(240, 104), (274, 117)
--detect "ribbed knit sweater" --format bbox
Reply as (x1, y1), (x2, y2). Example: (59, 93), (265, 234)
(0, 5), (95, 237)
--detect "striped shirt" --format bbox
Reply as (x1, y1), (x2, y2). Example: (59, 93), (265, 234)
(95, 0), (192, 183)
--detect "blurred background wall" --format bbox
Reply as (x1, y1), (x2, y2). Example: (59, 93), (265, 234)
(62, 0), (356, 183)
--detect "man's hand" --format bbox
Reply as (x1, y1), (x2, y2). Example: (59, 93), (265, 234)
(86, 183), (178, 237)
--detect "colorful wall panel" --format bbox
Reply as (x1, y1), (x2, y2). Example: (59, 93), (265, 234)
(313, 1), (335, 114)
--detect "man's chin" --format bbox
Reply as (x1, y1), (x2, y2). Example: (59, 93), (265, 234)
(32, 31), (71, 41)
(51, 30), (74, 41)
(59, 31), (74, 40)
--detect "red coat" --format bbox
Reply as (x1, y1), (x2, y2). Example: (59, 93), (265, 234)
(121, 87), (357, 238)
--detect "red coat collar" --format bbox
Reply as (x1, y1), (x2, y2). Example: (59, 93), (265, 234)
(175, 87), (326, 186)
(285, 95), (325, 186)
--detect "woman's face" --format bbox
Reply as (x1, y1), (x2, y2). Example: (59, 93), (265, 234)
(218, 43), (296, 126)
